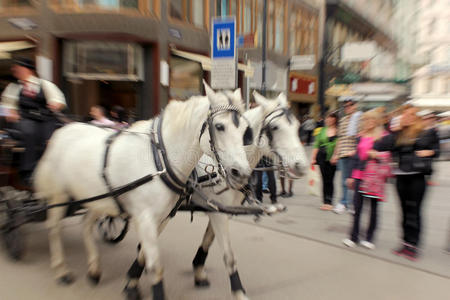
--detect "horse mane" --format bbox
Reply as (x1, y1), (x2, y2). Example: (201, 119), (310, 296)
(127, 96), (209, 134)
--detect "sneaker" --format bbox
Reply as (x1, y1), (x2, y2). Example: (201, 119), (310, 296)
(333, 203), (346, 214)
(347, 209), (355, 215)
(342, 238), (356, 248)
(320, 204), (333, 211)
(392, 245), (407, 256)
(287, 191), (293, 197)
(262, 188), (270, 194)
(360, 241), (375, 250)
(279, 191), (287, 197)
(402, 245), (419, 261)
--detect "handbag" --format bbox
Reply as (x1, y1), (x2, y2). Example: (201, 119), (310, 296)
(412, 155), (432, 175)
(307, 164), (321, 197)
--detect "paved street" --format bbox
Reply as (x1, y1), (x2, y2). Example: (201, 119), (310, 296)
(1, 156), (449, 300)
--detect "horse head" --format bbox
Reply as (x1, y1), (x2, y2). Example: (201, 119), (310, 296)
(253, 91), (308, 177)
(201, 82), (251, 188)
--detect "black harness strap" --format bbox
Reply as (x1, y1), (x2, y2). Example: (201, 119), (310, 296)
(150, 116), (186, 194)
(102, 130), (127, 215)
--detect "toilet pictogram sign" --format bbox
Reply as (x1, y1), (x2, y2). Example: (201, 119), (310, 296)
(211, 17), (237, 89)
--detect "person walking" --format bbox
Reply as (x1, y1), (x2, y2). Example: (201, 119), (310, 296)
(255, 156), (277, 204)
(302, 115), (316, 146)
(311, 112), (338, 210)
(332, 99), (361, 214)
(372, 106), (440, 260)
(0, 57), (66, 184)
(342, 109), (391, 250)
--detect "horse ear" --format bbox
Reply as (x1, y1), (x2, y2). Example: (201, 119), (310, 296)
(203, 80), (215, 99)
(231, 88), (245, 112)
(277, 92), (288, 107)
(252, 91), (268, 108)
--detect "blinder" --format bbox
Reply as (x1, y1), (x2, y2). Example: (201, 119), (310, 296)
(243, 126), (253, 146)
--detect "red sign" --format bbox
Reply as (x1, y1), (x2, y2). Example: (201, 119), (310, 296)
(290, 74), (317, 96)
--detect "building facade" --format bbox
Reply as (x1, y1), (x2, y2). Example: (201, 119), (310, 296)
(319, 0), (403, 114)
(0, 0), (321, 120)
(410, 0), (450, 111)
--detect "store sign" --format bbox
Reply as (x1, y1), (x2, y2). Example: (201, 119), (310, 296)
(211, 17), (236, 89)
(290, 55), (315, 70)
(341, 41), (376, 62)
(237, 33), (256, 48)
(290, 74), (317, 96)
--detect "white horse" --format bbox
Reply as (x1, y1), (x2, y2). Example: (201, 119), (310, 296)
(123, 92), (309, 300)
(33, 83), (252, 300)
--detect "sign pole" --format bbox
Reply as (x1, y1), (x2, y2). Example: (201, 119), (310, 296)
(261, 0), (267, 96)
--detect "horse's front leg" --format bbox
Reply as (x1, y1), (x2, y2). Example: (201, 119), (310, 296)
(209, 214), (249, 300)
(125, 209), (165, 300)
(193, 219), (215, 287)
(46, 198), (74, 284)
(83, 210), (102, 284)
(124, 217), (170, 300)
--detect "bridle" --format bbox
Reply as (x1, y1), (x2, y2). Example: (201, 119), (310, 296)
(257, 106), (294, 173)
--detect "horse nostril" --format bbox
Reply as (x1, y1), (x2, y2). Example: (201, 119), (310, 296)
(295, 162), (301, 170)
(231, 168), (240, 178)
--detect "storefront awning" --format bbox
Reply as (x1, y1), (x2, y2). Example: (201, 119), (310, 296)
(0, 41), (35, 59)
(171, 49), (254, 77)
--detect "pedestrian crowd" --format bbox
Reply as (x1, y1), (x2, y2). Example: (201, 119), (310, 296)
(306, 100), (442, 261)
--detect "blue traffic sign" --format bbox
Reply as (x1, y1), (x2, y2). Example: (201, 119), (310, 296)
(212, 18), (236, 59)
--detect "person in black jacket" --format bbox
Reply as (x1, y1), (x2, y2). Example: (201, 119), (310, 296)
(371, 106), (440, 261)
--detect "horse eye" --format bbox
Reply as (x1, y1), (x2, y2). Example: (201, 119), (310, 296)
(271, 125), (278, 131)
(215, 123), (225, 131)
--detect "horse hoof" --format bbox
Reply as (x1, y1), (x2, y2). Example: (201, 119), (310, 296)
(195, 278), (210, 288)
(87, 272), (101, 285)
(124, 286), (142, 300)
(58, 274), (75, 285)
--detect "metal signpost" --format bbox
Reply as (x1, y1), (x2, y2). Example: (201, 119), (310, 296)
(211, 17), (237, 90)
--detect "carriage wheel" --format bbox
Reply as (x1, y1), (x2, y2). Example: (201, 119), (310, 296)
(2, 199), (25, 260)
(98, 216), (129, 244)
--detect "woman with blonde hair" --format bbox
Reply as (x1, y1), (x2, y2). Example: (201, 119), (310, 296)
(371, 106), (440, 260)
(343, 109), (391, 250)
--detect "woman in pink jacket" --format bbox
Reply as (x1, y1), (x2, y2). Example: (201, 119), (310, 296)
(343, 109), (391, 250)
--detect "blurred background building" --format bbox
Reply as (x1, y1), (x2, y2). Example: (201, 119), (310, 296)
(0, 0), (447, 120)
(410, 0), (450, 111)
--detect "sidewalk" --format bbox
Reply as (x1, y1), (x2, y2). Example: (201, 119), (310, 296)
(242, 147), (450, 278)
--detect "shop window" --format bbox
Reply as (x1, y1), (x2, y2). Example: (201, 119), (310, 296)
(169, 56), (203, 100)
(63, 41), (144, 81)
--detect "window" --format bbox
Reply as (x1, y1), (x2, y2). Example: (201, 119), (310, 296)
(51, 0), (159, 15)
(0, 0), (31, 8)
(290, 5), (318, 56)
(63, 41), (144, 81)
(274, 1), (284, 52)
(170, 56), (203, 100)
(170, 0), (208, 28)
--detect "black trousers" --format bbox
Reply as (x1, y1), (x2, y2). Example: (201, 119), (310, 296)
(14, 118), (56, 172)
(306, 130), (313, 145)
(396, 174), (427, 246)
(319, 161), (336, 205)
(350, 180), (379, 243)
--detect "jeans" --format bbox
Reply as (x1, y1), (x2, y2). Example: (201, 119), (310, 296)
(318, 161), (337, 205)
(396, 174), (427, 246)
(262, 172), (268, 190)
(338, 157), (353, 208)
(255, 170), (277, 203)
(350, 180), (379, 243)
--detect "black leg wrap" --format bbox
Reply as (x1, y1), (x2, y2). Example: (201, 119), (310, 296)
(152, 281), (165, 300)
(229, 271), (245, 293)
(127, 259), (145, 279)
(192, 247), (208, 267)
